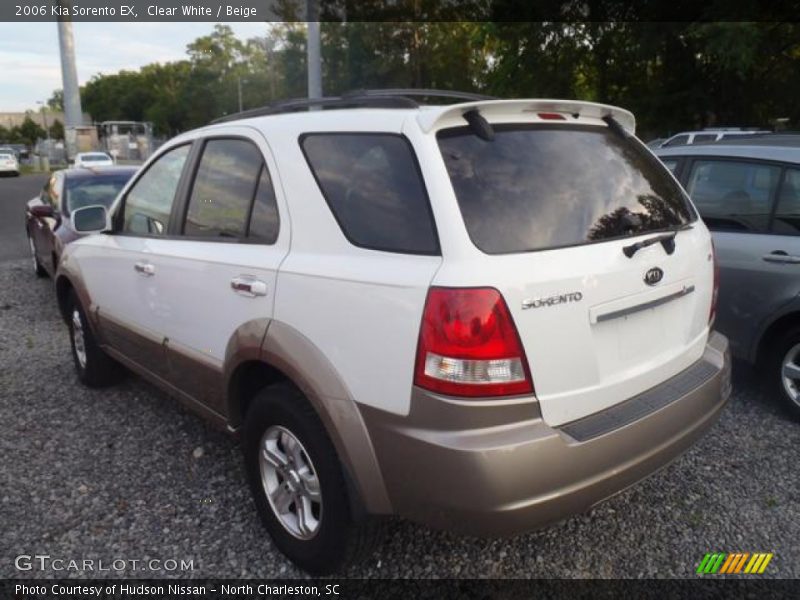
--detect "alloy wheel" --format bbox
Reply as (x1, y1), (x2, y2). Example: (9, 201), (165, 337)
(71, 309), (87, 369)
(259, 425), (323, 540)
(781, 343), (800, 408)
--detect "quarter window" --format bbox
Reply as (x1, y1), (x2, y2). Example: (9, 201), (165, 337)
(122, 144), (190, 236)
(184, 139), (264, 239)
(773, 169), (800, 235)
(247, 165), (280, 243)
(301, 134), (439, 255)
(686, 160), (780, 233)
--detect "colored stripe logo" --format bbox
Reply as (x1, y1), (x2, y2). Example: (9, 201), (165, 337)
(696, 552), (773, 574)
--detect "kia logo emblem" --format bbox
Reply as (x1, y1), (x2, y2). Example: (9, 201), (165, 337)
(644, 267), (664, 286)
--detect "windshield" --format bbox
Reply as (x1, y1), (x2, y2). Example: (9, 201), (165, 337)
(438, 124), (694, 254)
(81, 154), (111, 162)
(65, 176), (132, 214)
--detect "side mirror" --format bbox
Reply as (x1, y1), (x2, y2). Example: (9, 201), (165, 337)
(30, 205), (54, 218)
(71, 205), (111, 234)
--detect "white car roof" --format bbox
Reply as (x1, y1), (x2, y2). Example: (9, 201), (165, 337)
(176, 99), (637, 141)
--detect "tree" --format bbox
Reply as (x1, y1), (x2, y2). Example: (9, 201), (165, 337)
(16, 116), (46, 146)
(47, 90), (64, 111)
(49, 119), (65, 140)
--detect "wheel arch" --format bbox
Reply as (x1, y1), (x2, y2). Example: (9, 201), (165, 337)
(754, 308), (800, 366)
(55, 274), (75, 324)
(225, 321), (392, 516)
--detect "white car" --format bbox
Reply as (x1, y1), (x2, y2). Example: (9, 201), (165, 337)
(72, 151), (114, 168)
(0, 151), (19, 176)
(55, 91), (731, 574)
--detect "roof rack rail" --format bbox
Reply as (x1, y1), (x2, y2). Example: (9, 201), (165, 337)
(211, 95), (418, 124)
(342, 88), (497, 102)
(210, 89), (495, 124)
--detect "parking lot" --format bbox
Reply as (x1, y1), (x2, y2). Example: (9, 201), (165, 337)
(0, 173), (798, 579)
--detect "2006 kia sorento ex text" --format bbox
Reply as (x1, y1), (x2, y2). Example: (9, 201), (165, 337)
(54, 94), (731, 574)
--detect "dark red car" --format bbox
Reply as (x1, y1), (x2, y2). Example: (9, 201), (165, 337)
(25, 166), (138, 277)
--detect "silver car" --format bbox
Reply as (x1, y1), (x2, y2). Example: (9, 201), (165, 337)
(657, 135), (800, 420)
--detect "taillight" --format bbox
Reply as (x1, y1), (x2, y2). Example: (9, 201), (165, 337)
(709, 241), (720, 325)
(537, 112), (566, 120)
(414, 287), (534, 397)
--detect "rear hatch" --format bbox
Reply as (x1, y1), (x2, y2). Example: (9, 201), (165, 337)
(435, 119), (715, 427)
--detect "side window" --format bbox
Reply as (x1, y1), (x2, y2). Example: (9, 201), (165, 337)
(660, 158), (679, 174)
(686, 159), (780, 233)
(773, 169), (800, 235)
(184, 139), (264, 239)
(663, 134), (690, 147)
(42, 174), (57, 206)
(51, 172), (65, 212)
(123, 144), (190, 236)
(247, 165), (280, 243)
(301, 134), (439, 254)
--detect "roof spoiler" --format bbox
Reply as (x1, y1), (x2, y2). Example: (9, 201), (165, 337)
(416, 99), (636, 136)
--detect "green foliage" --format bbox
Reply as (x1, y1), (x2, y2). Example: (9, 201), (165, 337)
(49, 118), (65, 140)
(47, 89), (64, 111)
(16, 116), (46, 146)
(58, 21), (800, 139)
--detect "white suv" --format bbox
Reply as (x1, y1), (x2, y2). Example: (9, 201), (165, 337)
(55, 91), (731, 574)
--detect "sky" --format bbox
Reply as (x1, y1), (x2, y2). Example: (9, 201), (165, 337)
(0, 22), (272, 112)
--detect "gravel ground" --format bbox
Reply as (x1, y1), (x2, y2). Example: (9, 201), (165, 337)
(0, 257), (798, 579)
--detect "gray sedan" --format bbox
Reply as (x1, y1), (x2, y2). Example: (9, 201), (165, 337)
(656, 135), (800, 420)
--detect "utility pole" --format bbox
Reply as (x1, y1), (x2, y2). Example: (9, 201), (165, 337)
(306, 0), (321, 99)
(56, 5), (83, 160)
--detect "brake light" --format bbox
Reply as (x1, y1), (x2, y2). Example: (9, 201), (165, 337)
(537, 112), (566, 120)
(709, 241), (720, 325)
(414, 287), (534, 397)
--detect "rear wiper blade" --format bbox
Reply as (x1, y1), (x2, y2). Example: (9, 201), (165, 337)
(622, 225), (692, 258)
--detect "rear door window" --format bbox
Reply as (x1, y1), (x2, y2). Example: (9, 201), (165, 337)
(183, 139), (265, 239)
(772, 169), (800, 235)
(437, 125), (694, 254)
(660, 158), (680, 174)
(301, 134), (439, 255)
(685, 159), (780, 233)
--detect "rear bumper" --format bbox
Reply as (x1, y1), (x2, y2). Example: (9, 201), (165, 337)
(360, 332), (731, 536)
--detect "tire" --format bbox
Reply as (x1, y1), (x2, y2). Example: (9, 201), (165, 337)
(28, 236), (47, 278)
(243, 382), (382, 574)
(767, 326), (800, 421)
(67, 290), (125, 388)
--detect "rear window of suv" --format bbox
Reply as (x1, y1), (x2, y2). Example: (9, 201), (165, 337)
(438, 124), (694, 254)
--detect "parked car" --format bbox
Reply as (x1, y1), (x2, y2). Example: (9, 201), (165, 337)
(55, 92), (731, 574)
(72, 151), (114, 168)
(0, 151), (19, 176)
(25, 166), (137, 277)
(656, 138), (800, 419)
(657, 129), (770, 149)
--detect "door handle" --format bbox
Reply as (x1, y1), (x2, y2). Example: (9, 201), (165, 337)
(231, 276), (268, 297)
(762, 252), (800, 264)
(134, 261), (155, 276)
